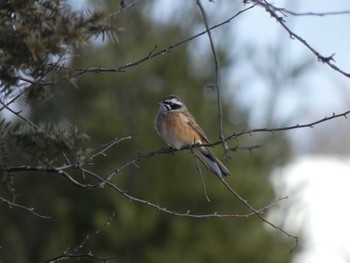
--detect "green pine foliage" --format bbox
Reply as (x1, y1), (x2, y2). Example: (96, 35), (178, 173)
(10, 124), (90, 166)
(0, 0), (113, 93)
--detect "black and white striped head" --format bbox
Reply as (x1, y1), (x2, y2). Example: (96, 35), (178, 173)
(159, 95), (187, 113)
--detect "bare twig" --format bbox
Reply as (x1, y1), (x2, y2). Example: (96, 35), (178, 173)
(42, 213), (116, 262)
(4, 165), (99, 189)
(0, 88), (27, 112)
(5, 153), (281, 220)
(72, 213), (115, 252)
(254, 0), (350, 78)
(3, 137), (255, 219)
(81, 165), (262, 219)
(42, 253), (115, 263)
(276, 8), (350, 17)
(226, 110), (350, 141)
(217, 176), (298, 252)
(108, 0), (139, 16)
(196, 0), (228, 155)
(90, 134), (135, 160)
(18, 4), (256, 87)
(0, 101), (38, 129)
(96, 110), (350, 185)
(0, 196), (51, 219)
(229, 144), (263, 153)
(192, 152), (211, 202)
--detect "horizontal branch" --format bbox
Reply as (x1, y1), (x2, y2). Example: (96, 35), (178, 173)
(41, 253), (115, 263)
(226, 109), (350, 140)
(83, 167), (259, 219)
(4, 153), (280, 220)
(94, 109), (350, 186)
(278, 8), (350, 17)
(4, 165), (99, 189)
(20, 4), (256, 87)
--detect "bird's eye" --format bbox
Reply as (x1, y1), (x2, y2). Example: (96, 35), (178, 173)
(171, 103), (181, 109)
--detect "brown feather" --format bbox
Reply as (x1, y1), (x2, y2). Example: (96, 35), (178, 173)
(182, 111), (209, 144)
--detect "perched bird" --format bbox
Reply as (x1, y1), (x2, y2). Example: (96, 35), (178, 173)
(155, 95), (230, 177)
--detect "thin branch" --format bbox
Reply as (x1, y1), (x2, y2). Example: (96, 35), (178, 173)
(226, 110), (350, 141)
(78, 165), (259, 218)
(42, 253), (115, 263)
(107, 0), (139, 16)
(0, 101), (38, 129)
(101, 110), (350, 182)
(0, 196), (51, 219)
(4, 138), (268, 219)
(229, 144), (263, 153)
(192, 152), (210, 202)
(4, 165), (99, 189)
(42, 214), (116, 262)
(6, 158), (280, 220)
(19, 4), (256, 87)
(196, 0), (228, 155)
(89, 134), (135, 160)
(218, 176), (298, 252)
(4, 138), (290, 243)
(90, 164), (293, 246)
(254, 0), (350, 78)
(0, 88), (27, 112)
(90, 168), (273, 219)
(278, 8), (350, 17)
(72, 212), (116, 253)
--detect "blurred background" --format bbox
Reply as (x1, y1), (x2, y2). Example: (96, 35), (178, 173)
(1, 0), (350, 262)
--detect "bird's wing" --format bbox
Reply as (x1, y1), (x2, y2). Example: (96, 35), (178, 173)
(182, 111), (210, 144)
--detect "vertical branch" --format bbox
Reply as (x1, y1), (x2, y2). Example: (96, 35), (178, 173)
(196, 0), (228, 154)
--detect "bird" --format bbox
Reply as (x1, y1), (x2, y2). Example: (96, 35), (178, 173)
(155, 95), (230, 177)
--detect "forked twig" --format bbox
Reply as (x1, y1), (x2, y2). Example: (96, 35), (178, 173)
(42, 213), (116, 262)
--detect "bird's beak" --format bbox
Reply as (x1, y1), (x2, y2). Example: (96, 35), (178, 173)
(158, 102), (168, 112)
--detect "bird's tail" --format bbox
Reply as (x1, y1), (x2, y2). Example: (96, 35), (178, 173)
(197, 147), (230, 177)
